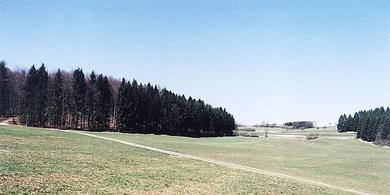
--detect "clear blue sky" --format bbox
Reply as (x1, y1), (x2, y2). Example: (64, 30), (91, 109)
(1, 0), (390, 125)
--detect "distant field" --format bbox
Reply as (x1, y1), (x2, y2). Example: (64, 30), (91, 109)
(91, 127), (390, 195)
(235, 126), (356, 138)
(0, 125), (346, 194)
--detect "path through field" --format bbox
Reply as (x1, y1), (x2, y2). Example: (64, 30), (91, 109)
(63, 129), (370, 195)
(0, 118), (11, 126)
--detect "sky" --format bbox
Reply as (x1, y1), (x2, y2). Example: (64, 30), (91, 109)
(1, 0), (390, 125)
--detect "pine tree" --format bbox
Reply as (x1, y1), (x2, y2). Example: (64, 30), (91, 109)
(123, 81), (134, 132)
(351, 112), (359, 132)
(85, 72), (97, 130)
(366, 117), (378, 142)
(48, 69), (64, 127)
(359, 116), (370, 140)
(95, 75), (112, 131)
(116, 78), (126, 131)
(23, 65), (38, 126)
(337, 114), (347, 132)
(346, 114), (353, 131)
(378, 117), (390, 141)
(0, 61), (11, 116)
(72, 68), (87, 129)
(62, 72), (74, 129)
(23, 64), (48, 126)
(36, 64), (49, 127)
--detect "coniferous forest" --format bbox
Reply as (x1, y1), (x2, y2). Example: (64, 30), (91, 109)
(0, 61), (236, 137)
(338, 107), (390, 146)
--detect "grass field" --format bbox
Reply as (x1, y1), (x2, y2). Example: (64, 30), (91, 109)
(90, 127), (390, 195)
(0, 125), (349, 194)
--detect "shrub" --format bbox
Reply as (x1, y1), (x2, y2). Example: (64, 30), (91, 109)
(306, 133), (319, 140)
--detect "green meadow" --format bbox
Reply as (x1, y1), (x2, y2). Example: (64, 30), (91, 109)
(2, 125), (389, 194)
(91, 127), (390, 194)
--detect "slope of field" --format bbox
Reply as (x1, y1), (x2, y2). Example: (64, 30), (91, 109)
(0, 125), (345, 194)
(91, 127), (390, 195)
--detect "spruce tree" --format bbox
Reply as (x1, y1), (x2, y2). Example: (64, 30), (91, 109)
(36, 64), (49, 127)
(116, 78), (126, 131)
(72, 68), (87, 129)
(23, 65), (38, 126)
(23, 64), (48, 126)
(48, 69), (64, 127)
(378, 117), (390, 141)
(337, 115), (343, 132)
(85, 72), (97, 130)
(95, 75), (112, 131)
(0, 61), (10, 116)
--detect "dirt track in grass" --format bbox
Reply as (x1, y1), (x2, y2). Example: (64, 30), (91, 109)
(63, 129), (370, 195)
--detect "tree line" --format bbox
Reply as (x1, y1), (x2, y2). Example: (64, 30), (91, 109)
(0, 61), (236, 137)
(338, 107), (390, 146)
(283, 121), (314, 129)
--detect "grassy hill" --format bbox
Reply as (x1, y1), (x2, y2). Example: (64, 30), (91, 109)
(89, 127), (390, 194)
(0, 125), (345, 194)
(1, 125), (388, 194)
